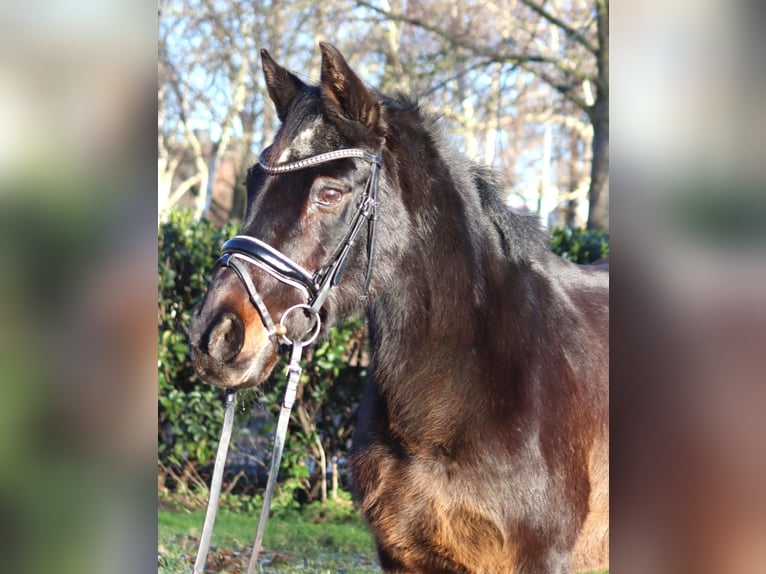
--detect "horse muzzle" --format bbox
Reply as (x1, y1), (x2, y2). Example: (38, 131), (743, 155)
(187, 276), (281, 389)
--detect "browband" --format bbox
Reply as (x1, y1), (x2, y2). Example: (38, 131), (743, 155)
(259, 148), (381, 174)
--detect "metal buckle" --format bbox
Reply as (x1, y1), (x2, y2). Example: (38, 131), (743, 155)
(277, 304), (322, 346)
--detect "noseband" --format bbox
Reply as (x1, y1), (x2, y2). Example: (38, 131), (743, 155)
(216, 147), (382, 344)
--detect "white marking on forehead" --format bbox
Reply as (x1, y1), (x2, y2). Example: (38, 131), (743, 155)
(278, 118), (322, 163)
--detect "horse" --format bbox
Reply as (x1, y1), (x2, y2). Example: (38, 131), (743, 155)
(188, 42), (609, 574)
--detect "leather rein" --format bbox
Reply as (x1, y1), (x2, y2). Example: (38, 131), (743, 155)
(193, 146), (382, 574)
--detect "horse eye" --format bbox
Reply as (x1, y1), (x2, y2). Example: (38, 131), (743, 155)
(317, 187), (344, 206)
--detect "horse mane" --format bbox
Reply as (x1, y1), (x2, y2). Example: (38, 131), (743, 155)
(471, 163), (550, 262)
(380, 91), (550, 266)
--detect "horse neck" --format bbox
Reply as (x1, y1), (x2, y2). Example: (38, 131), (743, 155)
(367, 140), (548, 441)
(377, 154), (490, 344)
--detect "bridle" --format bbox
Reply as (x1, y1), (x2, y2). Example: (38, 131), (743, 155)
(216, 146), (383, 344)
(193, 145), (383, 574)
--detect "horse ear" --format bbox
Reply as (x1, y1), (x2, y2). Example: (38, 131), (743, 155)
(319, 42), (383, 138)
(261, 49), (305, 122)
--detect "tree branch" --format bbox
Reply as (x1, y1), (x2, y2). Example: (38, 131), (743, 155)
(166, 173), (202, 209)
(421, 58), (496, 98)
(519, 0), (598, 55)
(356, 0), (596, 111)
(358, 1), (558, 66)
(528, 63), (592, 113)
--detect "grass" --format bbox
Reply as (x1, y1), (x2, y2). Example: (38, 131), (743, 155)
(159, 497), (608, 573)
(158, 498), (381, 573)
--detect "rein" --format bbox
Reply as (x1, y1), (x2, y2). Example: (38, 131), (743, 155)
(193, 146), (382, 573)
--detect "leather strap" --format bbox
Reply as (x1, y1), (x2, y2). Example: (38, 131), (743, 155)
(217, 254), (279, 340)
(221, 237), (315, 299)
(193, 389), (237, 574)
(259, 148), (379, 174)
(247, 342), (305, 574)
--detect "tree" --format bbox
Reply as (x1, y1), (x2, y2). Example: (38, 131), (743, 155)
(158, 0), (352, 223)
(158, 0), (262, 222)
(159, 0), (607, 225)
(357, 0), (609, 229)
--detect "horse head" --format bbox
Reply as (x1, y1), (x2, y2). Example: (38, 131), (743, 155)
(188, 43), (400, 388)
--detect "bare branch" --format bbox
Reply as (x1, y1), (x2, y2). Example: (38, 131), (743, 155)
(166, 173), (203, 210)
(421, 58), (497, 98)
(526, 63), (592, 113)
(356, 0), (596, 110)
(358, 1), (555, 65)
(518, 0), (598, 55)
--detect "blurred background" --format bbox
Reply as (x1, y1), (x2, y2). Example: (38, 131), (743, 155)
(612, 0), (766, 572)
(0, 1), (157, 573)
(0, 0), (764, 571)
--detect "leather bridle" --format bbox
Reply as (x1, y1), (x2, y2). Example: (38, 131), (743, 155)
(216, 146), (382, 345)
(194, 146), (384, 574)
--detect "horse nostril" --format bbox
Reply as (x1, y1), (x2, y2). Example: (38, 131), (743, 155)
(207, 312), (245, 363)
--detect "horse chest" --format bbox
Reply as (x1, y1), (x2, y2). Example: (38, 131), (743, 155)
(354, 447), (509, 572)
(352, 439), (537, 573)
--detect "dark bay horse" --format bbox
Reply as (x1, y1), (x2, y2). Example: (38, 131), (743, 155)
(189, 43), (608, 574)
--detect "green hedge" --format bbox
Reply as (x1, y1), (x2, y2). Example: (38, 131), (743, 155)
(158, 210), (366, 504)
(158, 211), (608, 497)
(158, 210), (239, 466)
(549, 226), (609, 264)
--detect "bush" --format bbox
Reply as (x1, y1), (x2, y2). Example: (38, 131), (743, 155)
(549, 226), (609, 264)
(263, 314), (368, 503)
(158, 209), (367, 505)
(158, 210), (239, 467)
